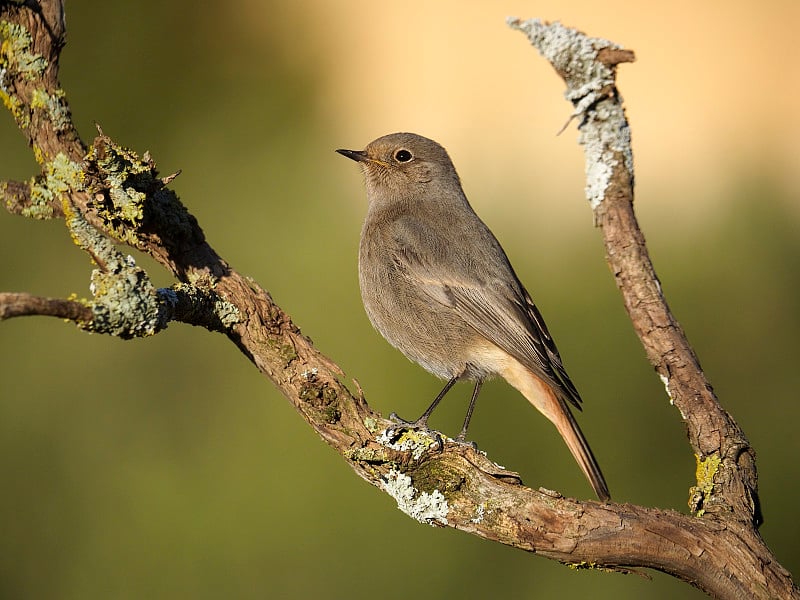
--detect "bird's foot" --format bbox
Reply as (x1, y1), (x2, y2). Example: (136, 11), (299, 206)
(385, 413), (477, 450)
(454, 433), (479, 450)
(386, 413), (443, 449)
(387, 411), (425, 429)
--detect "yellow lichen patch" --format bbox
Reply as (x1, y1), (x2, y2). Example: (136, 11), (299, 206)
(0, 89), (29, 128)
(695, 453), (721, 495)
(689, 453), (721, 517)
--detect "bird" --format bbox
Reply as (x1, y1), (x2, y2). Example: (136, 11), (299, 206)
(336, 132), (610, 501)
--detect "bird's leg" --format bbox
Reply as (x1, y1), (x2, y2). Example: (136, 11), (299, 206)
(389, 375), (458, 431)
(456, 379), (483, 443)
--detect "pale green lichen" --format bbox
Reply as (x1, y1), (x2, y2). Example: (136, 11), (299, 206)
(212, 296), (240, 329)
(160, 282), (241, 332)
(1, 20), (47, 129)
(363, 416), (379, 433)
(0, 20), (47, 80)
(65, 208), (166, 339)
(23, 152), (83, 220)
(344, 446), (391, 464)
(87, 255), (164, 338)
(48, 152), (83, 192)
(382, 468), (449, 526)
(30, 87), (70, 131)
(25, 180), (56, 219)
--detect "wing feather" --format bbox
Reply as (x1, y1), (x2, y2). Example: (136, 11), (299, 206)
(389, 215), (583, 409)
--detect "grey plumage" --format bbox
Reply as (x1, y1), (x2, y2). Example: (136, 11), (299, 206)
(337, 132), (610, 501)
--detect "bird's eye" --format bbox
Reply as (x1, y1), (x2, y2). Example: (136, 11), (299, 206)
(394, 149), (412, 162)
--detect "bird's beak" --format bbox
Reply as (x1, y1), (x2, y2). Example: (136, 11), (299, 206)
(336, 148), (368, 162)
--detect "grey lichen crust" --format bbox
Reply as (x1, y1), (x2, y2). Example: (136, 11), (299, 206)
(508, 18), (634, 210)
(88, 254), (164, 338)
(65, 208), (166, 338)
(382, 468), (449, 526)
(161, 283), (241, 332)
(507, 18), (618, 93)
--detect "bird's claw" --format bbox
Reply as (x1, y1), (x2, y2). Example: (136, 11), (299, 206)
(386, 413), (444, 450)
(455, 436), (479, 450)
(388, 411), (418, 428)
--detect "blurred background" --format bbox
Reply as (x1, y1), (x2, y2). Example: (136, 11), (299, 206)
(1, 0), (798, 598)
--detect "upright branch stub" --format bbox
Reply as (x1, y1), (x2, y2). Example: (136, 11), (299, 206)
(507, 18), (635, 211)
(508, 18), (761, 527)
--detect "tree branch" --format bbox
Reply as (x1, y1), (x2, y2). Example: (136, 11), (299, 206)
(1, 178), (65, 218)
(1, 3), (796, 598)
(507, 17), (761, 526)
(0, 291), (92, 321)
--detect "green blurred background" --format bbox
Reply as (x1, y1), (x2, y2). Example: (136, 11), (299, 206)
(1, 1), (798, 598)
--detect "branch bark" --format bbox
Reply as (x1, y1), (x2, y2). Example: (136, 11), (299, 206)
(0, 291), (92, 321)
(0, 3), (796, 598)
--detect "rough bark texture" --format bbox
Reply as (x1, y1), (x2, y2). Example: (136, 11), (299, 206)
(1, 3), (796, 598)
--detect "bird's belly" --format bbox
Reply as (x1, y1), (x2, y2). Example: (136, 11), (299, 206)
(359, 269), (491, 380)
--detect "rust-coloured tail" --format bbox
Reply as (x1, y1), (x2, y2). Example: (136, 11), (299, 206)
(501, 360), (611, 501)
(553, 397), (611, 502)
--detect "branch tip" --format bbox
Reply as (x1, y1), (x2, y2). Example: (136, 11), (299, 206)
(0, 292), (92, 323)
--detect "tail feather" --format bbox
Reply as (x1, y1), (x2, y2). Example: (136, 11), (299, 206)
(555, 400), (611, 502)
(501, 360), (611, 501)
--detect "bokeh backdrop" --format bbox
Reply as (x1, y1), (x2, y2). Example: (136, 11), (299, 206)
(1, 1), (798, 598)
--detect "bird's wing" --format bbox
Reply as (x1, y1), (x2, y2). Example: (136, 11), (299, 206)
(389, 215), (583, 409)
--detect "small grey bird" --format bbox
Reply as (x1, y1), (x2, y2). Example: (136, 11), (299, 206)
(336, 132), (610, 502)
